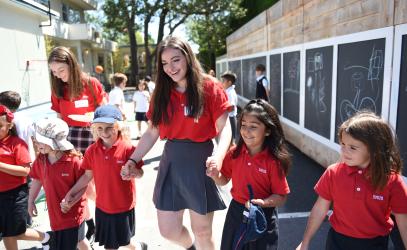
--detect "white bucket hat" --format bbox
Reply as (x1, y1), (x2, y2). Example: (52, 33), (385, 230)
(34, 117), (74, 151)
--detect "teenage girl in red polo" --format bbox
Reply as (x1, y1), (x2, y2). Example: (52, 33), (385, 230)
(29, 117), (90, 249)
(207, 99), (291, 250)
(122, 36), (232, 250)
(297, 111), (407, 250)
(48, 46), (107, 240)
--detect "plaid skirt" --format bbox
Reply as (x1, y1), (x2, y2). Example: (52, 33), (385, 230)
(153, 139), (226, 215)
(68, 126), (93, 154)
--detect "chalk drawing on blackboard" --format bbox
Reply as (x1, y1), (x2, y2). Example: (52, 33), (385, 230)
(285, 53), (300, 94)
(339, 47), (383, 122)
(306, 52), (327, 113)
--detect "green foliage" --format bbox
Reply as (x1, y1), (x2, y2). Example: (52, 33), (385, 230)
(230, 0), (277, 32)
(44, 35), (55, 57)
(186, 0), (245, 70)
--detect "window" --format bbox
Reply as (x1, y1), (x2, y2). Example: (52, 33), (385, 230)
(62, 4), (81, 24)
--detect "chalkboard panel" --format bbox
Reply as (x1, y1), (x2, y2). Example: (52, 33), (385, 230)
(283, 51), (301, 123)
(304, 46), (333, 139)
(242, 56), (267, 100)
(396, 34), (407, 176)
(335, 38), (385, 141)
(269, 54), (281, 114)
(228, 60), (242, 95)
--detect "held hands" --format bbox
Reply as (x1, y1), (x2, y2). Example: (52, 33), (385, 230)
(205, 157), (220, 178)
(28, 202), (38, 217)
(121, 160), (144, 180)
(60, 192), (74, 214)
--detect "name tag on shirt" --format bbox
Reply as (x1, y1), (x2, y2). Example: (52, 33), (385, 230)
(75, 99), (89, 108)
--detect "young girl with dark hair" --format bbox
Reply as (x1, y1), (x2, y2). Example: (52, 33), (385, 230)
(297, 111), (407, 250)
(207, 99), (291, 250)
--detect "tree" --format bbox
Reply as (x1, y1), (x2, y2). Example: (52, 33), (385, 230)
(230, 0), (277, 32)
(187, 0), (245, 71)
(103, 0), (141, 84)
(140, 0), (197, 76)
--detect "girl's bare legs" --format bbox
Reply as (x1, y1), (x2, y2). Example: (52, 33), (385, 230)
(3, 229), (46, 250)
(190, 210), (214, 250)
(78, 238), (92, 250)
(137, 121), (142, 137)
(157, 210), (194, 248)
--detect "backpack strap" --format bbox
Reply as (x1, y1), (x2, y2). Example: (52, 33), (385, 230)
(247, 184), (254, 200)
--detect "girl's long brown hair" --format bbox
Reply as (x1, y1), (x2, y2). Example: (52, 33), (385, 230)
(338, 111), (403, 191)
(150, 36), (204, 126)
(48, 46), (85, 100)
(233, 99), (291, 176)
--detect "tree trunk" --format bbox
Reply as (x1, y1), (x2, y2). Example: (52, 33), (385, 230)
(128, 22), (139, 85)
(144, 17), (152, 76)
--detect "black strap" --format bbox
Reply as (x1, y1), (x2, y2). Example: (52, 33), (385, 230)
(247, 184), (254, 200)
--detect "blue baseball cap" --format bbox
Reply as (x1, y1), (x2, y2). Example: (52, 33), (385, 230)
(92, 105), (122, 124)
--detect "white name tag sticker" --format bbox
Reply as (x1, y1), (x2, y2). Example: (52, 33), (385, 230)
(74, 99), (89, 108)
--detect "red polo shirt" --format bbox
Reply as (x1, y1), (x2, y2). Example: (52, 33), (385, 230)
(315, 162), (407, 238)
(30, 154), (87, 231)
(51, 77), (106, 127)
(81, 138), (143, 214)
(146, 78), (231, 142)
(221, 145), (290, 205)
(0, 135), (31, 192)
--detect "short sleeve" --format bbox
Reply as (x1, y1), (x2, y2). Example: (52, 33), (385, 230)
(132, 92), (138, 102)
(92, 78), (106, 105)
(270, 161), (290, 195)
(51, 93), (60, 113)
(81, 148), (93, 170)
(389, 175), (407, 213)
(206, 80), (232, 122)
(220, 150), (234, 179)
(262, 78), (269, 89)
(72, 157), (85, 180)
(314, 166), (334, 201)
(14, 140), (31, 166)
(109, 90), (122, 106)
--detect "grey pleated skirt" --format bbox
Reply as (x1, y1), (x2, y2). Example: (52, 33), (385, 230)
(153, 139), (226, 215)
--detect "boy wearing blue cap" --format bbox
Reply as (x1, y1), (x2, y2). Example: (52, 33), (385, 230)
(63, 105), (147, 250)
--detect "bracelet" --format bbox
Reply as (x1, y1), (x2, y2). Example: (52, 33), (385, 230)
(128, 158), (138, 164)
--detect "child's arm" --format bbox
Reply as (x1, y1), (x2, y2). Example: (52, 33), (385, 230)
(251, 194), (287, 208)
(122, 122), (159, 179)
(394, 213), (407, 248)
(28, 179), (42, 217)
(0, 162), (30, 176)
(208, 112), (231, 171)
(296, 196), (331, 250)
(61, 170), (93, 213)
(205, 158), (230, 185)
